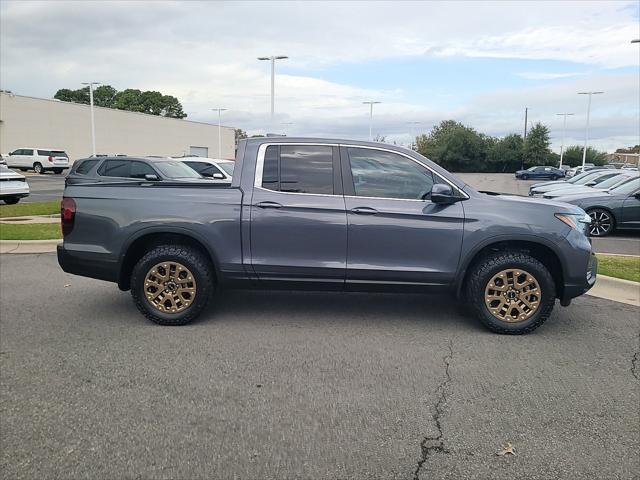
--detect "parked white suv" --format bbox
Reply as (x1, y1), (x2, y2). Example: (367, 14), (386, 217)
(4, 148), (70, 174)
(176, 157), (234, 182)
(0, 165), (30, 204)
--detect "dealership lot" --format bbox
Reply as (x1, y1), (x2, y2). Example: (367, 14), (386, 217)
(0, 254), (638, 479)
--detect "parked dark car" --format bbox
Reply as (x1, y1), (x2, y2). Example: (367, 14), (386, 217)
(66, 156), (205, 185)
(58, 138), (597, 334)
(554, 177), (640, 236)
(515, 166), (565, 180)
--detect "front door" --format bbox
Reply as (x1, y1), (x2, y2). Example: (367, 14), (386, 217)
(341, 146), (465, 288)
(250, 144), (347, 286)
(620, 186), (640, 230)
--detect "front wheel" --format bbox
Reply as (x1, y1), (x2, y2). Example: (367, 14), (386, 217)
(465, 251), (556, 334)
(130, 245), (215, 325)
(521, 174), (529, 180)
(53, 168), (63, 174)
(587, 209), (614, 237)
(33, 162), (44, 174)
(3, 197), (20, 205)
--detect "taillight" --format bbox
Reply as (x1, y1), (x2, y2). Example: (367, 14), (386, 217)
(61, 197), (76, 236)
(48, 156), (53, 162)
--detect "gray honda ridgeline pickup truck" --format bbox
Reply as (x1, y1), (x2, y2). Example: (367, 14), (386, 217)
(58, 138), (597, 334)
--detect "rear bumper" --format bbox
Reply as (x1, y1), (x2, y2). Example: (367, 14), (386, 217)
(57, 244), (119, 283)
(0, 191), (29, 198)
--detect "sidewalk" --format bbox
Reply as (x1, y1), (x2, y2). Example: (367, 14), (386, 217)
(0, 214), (59, 224)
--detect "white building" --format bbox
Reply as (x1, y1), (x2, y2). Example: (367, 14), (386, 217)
(0, 92), (235, 161)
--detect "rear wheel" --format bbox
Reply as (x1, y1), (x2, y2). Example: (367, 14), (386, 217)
(53, 168), (63, 174)
(130, 245), (214, 325)
(465, 251), (556, 334)
(587, 209), (614, 237)
(3, 197), (20, 205)
(521, 174), (529, 180)
(33, 162), (44, 174)
(550, 175), (559, 180)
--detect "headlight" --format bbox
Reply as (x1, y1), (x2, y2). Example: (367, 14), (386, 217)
(555, 212), (591, 233)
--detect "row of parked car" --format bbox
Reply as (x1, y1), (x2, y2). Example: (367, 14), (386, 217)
(0, 150), (236, 204)
(515, 163), (637, 181)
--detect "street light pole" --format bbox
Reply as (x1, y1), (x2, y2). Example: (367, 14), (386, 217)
(81, 82), (101, 156)
(407, 121), (421, 149)
(212, 108), (227, 158)
(258, 55), (288, 131)
(363, 101), (381, 141)
(578, 91), (604, 168)
(556, 113), (574, 169)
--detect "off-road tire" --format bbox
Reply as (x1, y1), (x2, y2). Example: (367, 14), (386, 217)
(465, 251), (556, 334)
(130, 245), (215, 325)
(33, 162), (44, 174)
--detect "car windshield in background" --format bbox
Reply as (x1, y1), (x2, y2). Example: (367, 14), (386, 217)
(609, 177), (640, 195)
(153, 160), (202, 179)
(597, 174), (636, 189)
(218, 162), (234, 176)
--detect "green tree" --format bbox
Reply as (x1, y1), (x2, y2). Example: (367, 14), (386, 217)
(53, 85), (187, 118)
(523, 123), (551, 167)
(561, 145), (607, 167)
(486, 133), (524, 172)
(416, 120), (487, 172)
(235, 129), (248, 143)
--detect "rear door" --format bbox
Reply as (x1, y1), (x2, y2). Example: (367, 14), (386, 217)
(341, 146), (465, 288)
(250, 143), (347, 286)
(619, 179), (640, 229)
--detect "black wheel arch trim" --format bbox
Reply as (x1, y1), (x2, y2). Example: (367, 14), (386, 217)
(117, 226), (223, 289)
(454, 233), (568, 298)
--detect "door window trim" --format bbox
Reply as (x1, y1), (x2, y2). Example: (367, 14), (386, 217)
(254, 143), (342, 197)
(254, 143), (468, 200)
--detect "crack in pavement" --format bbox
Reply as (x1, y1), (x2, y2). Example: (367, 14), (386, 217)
(632, 333), (639, 381)
(413, 340), (454, 480)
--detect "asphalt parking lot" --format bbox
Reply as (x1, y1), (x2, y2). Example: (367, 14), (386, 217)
(1, 254), (638, 479)
(18, 172), (66, 203)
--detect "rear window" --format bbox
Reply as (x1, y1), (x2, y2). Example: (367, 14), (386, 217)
(74, 159), (99, 175)
(37, 150), (68, 158)
(98, 159), (158, 179)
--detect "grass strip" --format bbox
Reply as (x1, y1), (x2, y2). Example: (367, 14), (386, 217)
(0, 200), (60, 218)
(0, 223), (62, 240)
(596, 254), (640, 283)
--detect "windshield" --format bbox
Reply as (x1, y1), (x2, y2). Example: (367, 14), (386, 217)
(154, 161), (202, 179)
(574, 171), (610, 185)
(527, 167), (537, 171)
(609, 177), (640, 195)
(218, 162), (234, 176)
(597, 174), (635, 189)
(567, 170), (595, 184)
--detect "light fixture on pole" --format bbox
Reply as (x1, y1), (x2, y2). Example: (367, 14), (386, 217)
(578, 91), (604, 169)
(81, 82), (101, 156)
(258, 55), (288, 131)
(407, 121), (422, 150)
(363, 101), (381, 141)
(555, 113), (574, 170)
(211, 108), (227, 159)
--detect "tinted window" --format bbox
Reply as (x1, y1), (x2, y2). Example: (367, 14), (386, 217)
(51, 150), (68, 158)
(130, 161), (157, 179)
(280, 145), (333, 194)
(74, 159), (99, 175)
(611, 178), (639, 195)
(261, 146), (279, 191)
(185, 161), (222, 177)
(99, 160), (130, 177)
(347, 147), (434, 200)
(37, 150), (51, 156)
(23, 149), (33, 155)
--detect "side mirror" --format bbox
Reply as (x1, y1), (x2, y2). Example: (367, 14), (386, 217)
(212, 172), (225, 179)
(634, 192), (640, 199)
(585, 181), (596, 186)
(430, 183), (458, 204)
(144, 174), (159, 181)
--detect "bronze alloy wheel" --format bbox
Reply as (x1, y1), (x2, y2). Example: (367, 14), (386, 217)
(144, 261), (197, 313)
(484, 268), (541, 323)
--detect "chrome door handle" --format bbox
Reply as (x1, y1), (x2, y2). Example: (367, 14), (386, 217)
(255, 201), (283, 209)
(350, 207), (378, 215)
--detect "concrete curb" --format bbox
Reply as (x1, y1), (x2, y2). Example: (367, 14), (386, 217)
(587, 275), (640, 307)
(0, 239), (61, 254)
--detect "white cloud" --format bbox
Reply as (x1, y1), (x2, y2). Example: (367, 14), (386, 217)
(516, 72), (587, 80)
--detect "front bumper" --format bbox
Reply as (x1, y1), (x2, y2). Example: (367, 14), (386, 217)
(561, 252), (597, 304)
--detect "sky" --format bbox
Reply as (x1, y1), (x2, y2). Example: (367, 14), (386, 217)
(1, 0), (639, 153)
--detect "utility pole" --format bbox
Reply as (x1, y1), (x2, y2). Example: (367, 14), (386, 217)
(363, 101), (381, 141)
(556, 113), (574, 169)
(211, 108), (227, 158)
(578, 91), (604, 168)
(521, 107), (528, 169)
(257, 55), (288, 132)
(407, 121), (421, 150)
(81, 82), (101, 156)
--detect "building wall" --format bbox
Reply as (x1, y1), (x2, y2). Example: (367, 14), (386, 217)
(0, 93), (235, 161)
